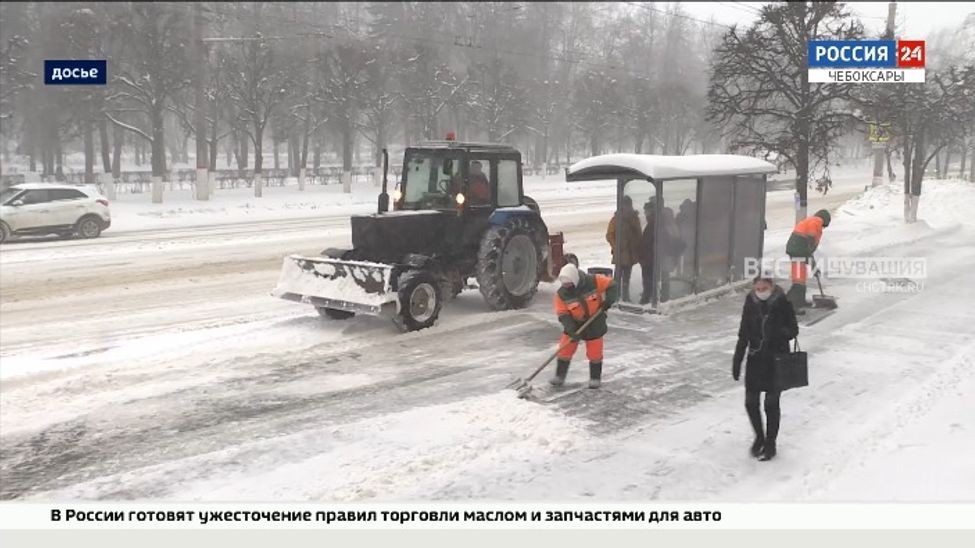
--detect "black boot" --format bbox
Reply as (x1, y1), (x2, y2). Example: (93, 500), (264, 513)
(588, 361), (602, 389)
(759, 392), (781, 461)
(750, 436), (765, 458)
(549, 359), (570, 386)
(745, 390), (765, 457)
(786, 283), (808, 312)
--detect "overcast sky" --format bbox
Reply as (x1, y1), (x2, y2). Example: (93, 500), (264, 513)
(679, 2), (975, 40)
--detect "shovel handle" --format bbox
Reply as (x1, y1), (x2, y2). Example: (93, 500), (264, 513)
(524, 309), (606, 384)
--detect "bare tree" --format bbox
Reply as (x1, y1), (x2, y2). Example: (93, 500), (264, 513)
(105, 3), (190, 203)
(221, 17), (294, 197)
(358, 45), (397, 186)
(708, 2), (863, 221)
(469, 56), (527, 143)
(864, 66), (975, 221)
(318, 37), (369, 193)
(571, 69), (622, 156)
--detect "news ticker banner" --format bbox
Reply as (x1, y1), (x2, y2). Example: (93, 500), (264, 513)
(808, 40), (925, 84)
(1, 503), (973, 530)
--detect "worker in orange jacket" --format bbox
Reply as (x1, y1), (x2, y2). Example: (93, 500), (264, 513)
(785, 210), (831, 312)
(552, 263), (619, 389)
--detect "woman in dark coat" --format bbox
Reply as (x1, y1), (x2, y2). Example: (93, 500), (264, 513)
(732, 276), (799, 461)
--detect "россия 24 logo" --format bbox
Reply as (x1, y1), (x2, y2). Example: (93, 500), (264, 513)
(807, 40), (925, 83)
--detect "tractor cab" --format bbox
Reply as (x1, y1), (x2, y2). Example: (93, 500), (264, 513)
(392, 139), (527, 215)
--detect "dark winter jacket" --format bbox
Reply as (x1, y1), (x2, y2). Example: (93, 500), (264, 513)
(732, 285), (799, 391)
(555, 272), (619, 340)
(606, 209), (643, 267)
(639, 221), (655, 270)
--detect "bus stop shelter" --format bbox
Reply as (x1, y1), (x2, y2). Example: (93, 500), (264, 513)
(566, 154), (777, 310)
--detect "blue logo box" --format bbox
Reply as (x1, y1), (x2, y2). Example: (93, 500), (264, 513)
(44, 60), (107, 85)
(807, 40), (896, 68)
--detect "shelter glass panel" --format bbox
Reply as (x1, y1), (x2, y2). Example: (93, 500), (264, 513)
(659, 178), (697, 303)
(696, 176), (735, 292)
(731, 175), (766, 281)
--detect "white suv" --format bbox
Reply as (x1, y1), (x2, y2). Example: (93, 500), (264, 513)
(0, 183), (112, 243)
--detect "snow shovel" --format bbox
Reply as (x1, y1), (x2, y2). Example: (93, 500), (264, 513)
(507, 309), (606, 400)
(810, 258), (838, 310)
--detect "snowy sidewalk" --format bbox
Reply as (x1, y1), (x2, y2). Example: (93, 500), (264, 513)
(3, 179), (974, 502)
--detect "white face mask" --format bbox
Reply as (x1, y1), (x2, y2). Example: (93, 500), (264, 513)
(755, 289), (772, 301)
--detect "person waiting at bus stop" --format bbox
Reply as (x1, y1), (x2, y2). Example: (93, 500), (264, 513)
(606, 195), (642, 302)
(551, 263), (619, 389)
(785, 209), (831, 313)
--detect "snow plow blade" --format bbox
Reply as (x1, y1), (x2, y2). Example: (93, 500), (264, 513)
(271, 255), (397, 315)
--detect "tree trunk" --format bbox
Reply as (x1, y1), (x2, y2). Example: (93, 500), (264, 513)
(209, 123), (219, 172)
(83, 122), (95, 184)
(253, 126), (264, 198)
(885, 146), (895, 181)
(959, 143), (967, 179)
(101, 120), (117, 200)
(970, 140), (975, 182)
(298, 126), (310, 191)
(98, 117), (112, 173)
(28, 137), (36, 172)
(286, 136), (293, 175)
(112, 124), (123, 180)
(342, 124), (353, 193)
(235, 130), (249, 170)
(150, 107), (166, 203)
(42, 119), (56, 177)
(55, 139), (64, 181)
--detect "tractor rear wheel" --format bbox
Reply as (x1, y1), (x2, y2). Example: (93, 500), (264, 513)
(476, 216), (544, 311)
(394, 269), (443, 332)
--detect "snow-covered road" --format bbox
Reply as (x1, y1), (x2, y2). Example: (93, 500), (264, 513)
(7, 168), (966, 502)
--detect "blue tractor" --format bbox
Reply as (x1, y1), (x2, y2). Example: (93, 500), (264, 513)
(272, 137), (566, 332)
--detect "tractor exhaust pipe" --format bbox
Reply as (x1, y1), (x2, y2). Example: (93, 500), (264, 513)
(378, 148), (390, 213)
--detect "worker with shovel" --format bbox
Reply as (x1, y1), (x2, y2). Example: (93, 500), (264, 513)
(785, 210), (831, 313)
(551, 263), (619, 389)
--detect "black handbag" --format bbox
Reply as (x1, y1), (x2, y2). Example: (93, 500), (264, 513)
(773, 339), (808, 391)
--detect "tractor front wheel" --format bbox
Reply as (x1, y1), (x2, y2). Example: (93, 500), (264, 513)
(394, 269), (443, 332)
(476, 216), (544, 311)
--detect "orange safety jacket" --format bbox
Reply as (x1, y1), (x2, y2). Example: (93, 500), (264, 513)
(554, 273), (617, 340)
(786, 215), (825, 258)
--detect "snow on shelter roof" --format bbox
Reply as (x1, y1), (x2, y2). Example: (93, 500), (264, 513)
(566, 154), (777, 182)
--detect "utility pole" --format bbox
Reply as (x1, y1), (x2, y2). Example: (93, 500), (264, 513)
(871, 1), (897, 188)
(193, 2), (209, 201)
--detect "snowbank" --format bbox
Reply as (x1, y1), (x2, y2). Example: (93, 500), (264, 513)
(800, 179), (975, 259)
(98, 175), (618, 233)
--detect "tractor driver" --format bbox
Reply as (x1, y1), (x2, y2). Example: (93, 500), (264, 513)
(466, 160), (491, 205)
(449, 160), (490, 205)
